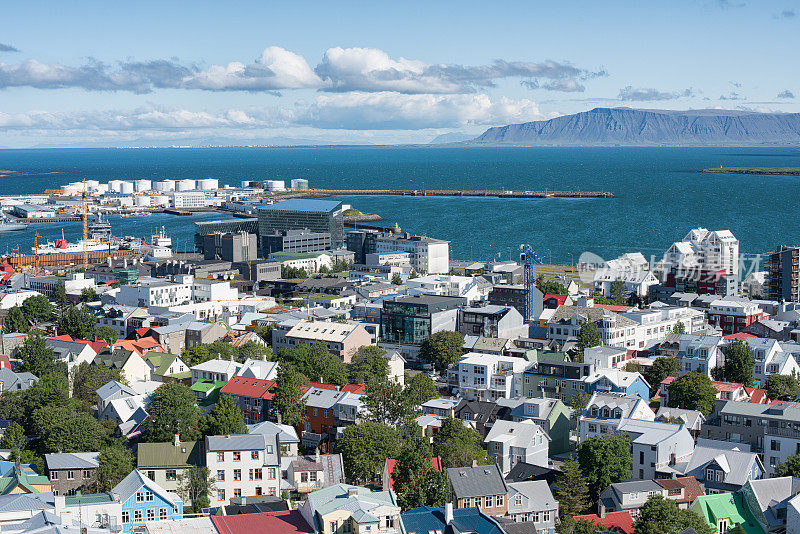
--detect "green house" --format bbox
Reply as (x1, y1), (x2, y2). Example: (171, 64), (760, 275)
(690, 492), (762, 534)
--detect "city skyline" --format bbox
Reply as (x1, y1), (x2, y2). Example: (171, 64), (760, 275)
(2, 0), (800, 147)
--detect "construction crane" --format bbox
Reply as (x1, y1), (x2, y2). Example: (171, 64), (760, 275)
(519, 244), (543, 322)
(34, 232), (41, 276)
(82, 177), (88, 270)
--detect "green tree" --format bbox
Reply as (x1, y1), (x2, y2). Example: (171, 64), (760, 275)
(419, 331), (465, 373)
(577, 320), (601, 354)
(57, 305), (97, 340)
(672, 320), (685, 334)
(432, 417), (490, 468)
(177, 466), (215, 513)
(409, 270), (420, 279)
(393, 425), (449, 510)
(578, 432), (632, 494)
(141, 383), (203, 442)
(80, 287), (98, 303)
(554, 458), (590, 519)
(392, 273), (404, 286)
(273, 363), (308, 427)
(204, 394), (247, 436)
(722, 340), (755, 386)
(281, 342), (348, 385)
(634, 495), (715, 534)
(623, 361), (641, 373)
(643, 357), (682, 396)
(362, 376), (412, 429)
(0, 421), (31, 461)
(667, 372), (717, 415)
(96, 443), (135, 491)
(556, 518), (602, 534)
(403, 373), (439, 410)
(349, 346), (390, 384)
(32, 406), (109, 454)
(774, 453), (800, 477)
(569, 392), (591, 412)
(235, 340), (272, 362)
(766, 374), (800, 401)
(95, 325), (119, 344)
(253, 324), (275, 345)
(610, 279), (627, 305)
(52, 281), (68, 308)
(5, 306), (29, 333)
(17, 336), (64, 378)
(535, 274), (568, 295)
(70, 362), (125, 406)
(338, 422), (401, 482)
(21, 295), (54, 324)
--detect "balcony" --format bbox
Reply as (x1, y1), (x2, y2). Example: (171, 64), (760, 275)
(765, 426), (800, 439)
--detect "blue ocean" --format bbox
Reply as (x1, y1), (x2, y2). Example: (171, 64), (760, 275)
(0, 146), (799, 264)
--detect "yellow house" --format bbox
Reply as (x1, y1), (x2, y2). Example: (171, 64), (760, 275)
(0, 463), (52, 495)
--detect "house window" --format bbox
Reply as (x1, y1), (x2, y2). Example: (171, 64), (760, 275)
(384, 516), (395, 529)
(67, 471), (75, 480)
(166, 469), (177, 481)
(255, 468), (263, 480)
(310, 471), (318, 482)
(160, 508), (167, 520)
(147, 471), (155, 480)
(771, 440), (781, 451)
(233, 451), (241, 461)
(122, 512), (129, 524)
(706, 468), (715, 481)
(485, 495), (494, 508)
(233, 488), (241, 498)
(217, 470), (225, 481)
(134, 510), (142, 522)
(82, 470), (92, 479)
(496, 495), (504, 507)
(313, 408), (318, 416)
(268, 468), (276, 480)
(515, 494), (522, 506)
(330, 521), (338, 533)
(50, 472), (59, 481)
(233, 469), (241, 481)
(217, 452), (224, 462)
(301, 472), (308, 482)
(266, 444), (274, 454)
(147, 509), (155, 521)
(218, 489), (226, 501)
(251, 451), (259, 460)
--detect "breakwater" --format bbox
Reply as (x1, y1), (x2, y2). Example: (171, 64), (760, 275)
(278, 189), (614, 199)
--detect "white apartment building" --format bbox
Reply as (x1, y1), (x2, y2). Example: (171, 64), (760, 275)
(547, 305), (642, 349)
(618, 418), (695, 480)
(662, 228), (740, 282)
(750, 339), (800, 388)
(365, 251), (411, 267)
(116, 276), (193, 308)
(374, 234), (449, 275)
(448, 352), (528, 401)
(191, 279), (239, 302)
(621, 305), (707, 342)
(594, 268), (659, 298)
(676, 334), (727, 377)
(405, 275), (482, 302)
(205, 434), (281, 506)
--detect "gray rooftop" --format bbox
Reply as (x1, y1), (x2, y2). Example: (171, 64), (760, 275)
(44, 452), (99, 470)
(446, 464), (508, 498)
(206, 434), (267, 452)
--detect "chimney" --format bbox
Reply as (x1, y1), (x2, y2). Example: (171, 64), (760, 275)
(241, 496), (247, 505)
(444, 502), (453, 524)
(315, 448), (320, 463)
(276, 412), (282, 425)
(174, 434), (181, 447)
(471, 460), (478, 468)
(348, 488), (359, 498)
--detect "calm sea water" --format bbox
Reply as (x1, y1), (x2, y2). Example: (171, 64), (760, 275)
(1, 146), (799, 263)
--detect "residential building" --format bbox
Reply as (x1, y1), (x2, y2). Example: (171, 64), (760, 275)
(583, 346), (630, 370)
(43, 453), (99, 496)
(521, 354), (594, 404)
(211, 510), (313, 534)
(0, 462), (51, 495)
(374, 233), (449, 275)
(301, 387), (364, 444)
(707, 299), (765, 335)
(654, 477), (704, 509)
(681, 440), (764, 494)
(220, 376), (276, 424)
(446, 464), (508, 517)
(662, 228), (740, 294)
(113, 470), (183, 533)
(276, 320), (373, 362)
(690, 493), (753, 534)
(137, 438), (203, 493)
(405, 275), (481, 302)
(572, 511), (634, 534)
(96, 380), (137, 414)
(674, 334), (727, 377)
(248, 420), (300, 456)
(617, 418), (695, 480)
(593, 267), (659, 298)
(0, 366), (38, 393)
(505, 480), (558, 528)
(740, 476), (800, 534)
(95, 349), (151, 383)
(448, 352), (529, 401)
(453, 399), (505, 437)
(578, 392), (655, 443)
(257, 199), (344, 250)
(205, 434), (281, 506)
(484, 420), (549, 475)
(767, 245), (800, 302)
(598, 480), (668, 519)
(287, 452), (345, 495)
(654, 407), (705, 437)
(546, 305), (642, 349)
(299, 483), (401, 534)
(457, 305), (527, 339)
(401, 505), (505, 534)
(583, 369), (650, 400)
(498, 396), (572, 454)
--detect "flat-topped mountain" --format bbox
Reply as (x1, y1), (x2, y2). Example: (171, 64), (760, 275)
(473, 107), (800, 146)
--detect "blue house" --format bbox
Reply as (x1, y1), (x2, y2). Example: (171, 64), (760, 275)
(680, 441), (765, 493)
(112, 470), (183, 532)
(583, 369), (650, 400)
(401, 505), (505, 534)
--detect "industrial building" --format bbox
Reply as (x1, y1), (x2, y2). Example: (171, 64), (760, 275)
(11, 204), (56, 219)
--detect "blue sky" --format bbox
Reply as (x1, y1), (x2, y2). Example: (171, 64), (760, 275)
(1, 0), (799, 147)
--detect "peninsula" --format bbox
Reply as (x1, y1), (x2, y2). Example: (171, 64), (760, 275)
(700, 167), (800, 176)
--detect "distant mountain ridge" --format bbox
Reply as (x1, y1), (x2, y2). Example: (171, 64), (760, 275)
(473, 107), (800, 146)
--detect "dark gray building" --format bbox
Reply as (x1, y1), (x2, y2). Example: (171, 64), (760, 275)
(379, 294), (466, 345)
(257, 199), (343, 250)
(261, 229), (331, 255)
(232, 260), (281, 282)
(44, 452), (99, 496)
(489, 284), (544, 319)
(346, 229), (383, 264)
(202, 232), (258, 262)
(767, 245), (800, 302)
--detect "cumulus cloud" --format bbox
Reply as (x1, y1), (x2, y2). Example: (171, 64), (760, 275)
(777, 90), (795, 99)
(0, 46), (604, 94)
(0, 93), (540, 133)
(292, 92), (545, 129)
(719, 91), (744, 100)
(617, 86), (696, 101)
(0, 43), (19, 52)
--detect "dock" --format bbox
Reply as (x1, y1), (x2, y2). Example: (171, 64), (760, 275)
(275, 189), (614, 199)
(4, 249), (139, 269)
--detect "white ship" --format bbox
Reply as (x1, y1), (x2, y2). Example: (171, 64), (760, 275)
(33, 237), (119, 255)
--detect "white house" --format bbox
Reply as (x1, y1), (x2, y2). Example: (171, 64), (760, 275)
(374, 234), (449, 275)
(676, 334), (727, 377)
(617, 418), (695, 480)
(204, 434), (281, 506)
(578, 392), (655, 443)
(593, 268), (658, 298)
(448, 352), (529, 401)
(116, 276), (193, 308)
(484, 419), (549, 475)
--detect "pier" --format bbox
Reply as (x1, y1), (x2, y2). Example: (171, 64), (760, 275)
(3, 249), (139, 269)
(280, 189), (614, 199)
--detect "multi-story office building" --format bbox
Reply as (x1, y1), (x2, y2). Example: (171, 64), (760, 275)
(202, 232), (258, 262)
(374, 233), (450, 275)
(261, 229), (331, 255)
(767, 245), (800, 302)
(488, 284), (544, 320)
(457, 304), (527, 339)
(257, 199), (343, 249)
(346, 228), (384, 264)
(379, 295), (465, 359)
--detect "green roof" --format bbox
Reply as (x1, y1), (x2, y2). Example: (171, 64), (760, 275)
(307, 293), (346, 301)
(191, 379), (227, 393)
(65, 492), (116, 505)
(137, 440), (203, 469)
(142, 351), (179, 376)
(0, 470), (50, 495)
(690, 493), (761, 534)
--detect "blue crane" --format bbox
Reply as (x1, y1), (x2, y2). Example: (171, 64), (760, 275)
(519, 244), (543, 322)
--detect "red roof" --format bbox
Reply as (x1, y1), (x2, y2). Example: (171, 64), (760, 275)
(660, 375), (743, 393)
(725, 332), (757, 341)
(745, 387), (770, 404)
(305, 382), (368, 395)
(135, 327), (153, 338)
(221, 376), (277, 400)
(48, 335), (109, 353)
(212, 510), (313, 534)
(0, 355), (11, 369)
(572, 511), (634, 534)
(595, 304), (636, 313)
(384, 457), (443, 489)
(49, 334), (74, 342)
(543, 294), (568, 305)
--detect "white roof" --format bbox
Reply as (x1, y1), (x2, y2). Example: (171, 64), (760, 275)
(286, 320), (362, 342)
(484, 419), (548, 447)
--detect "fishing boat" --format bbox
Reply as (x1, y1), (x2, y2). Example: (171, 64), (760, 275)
(33, 230), (119, 255)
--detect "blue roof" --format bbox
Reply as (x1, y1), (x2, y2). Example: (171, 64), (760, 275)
(258, 199), (341, 213)
(401, 507), (504, 534)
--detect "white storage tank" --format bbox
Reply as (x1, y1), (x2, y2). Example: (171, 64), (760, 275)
(154, 180), (175, 192)
(177, 179), (196, 191)
(117, 196), (134, 208)
(152, 195), (170, 207)
(135, 195), (151, 207)
(265, 180), (285, 191)
(197, 178), (219, 190)
(95, 184), (109, 194)
(119, 181), (135, 194)
(85, 180), (100, 189)
(135, 180), (152, 192)
(108, 180), (123, 193)
(291, 178), (309, 191)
